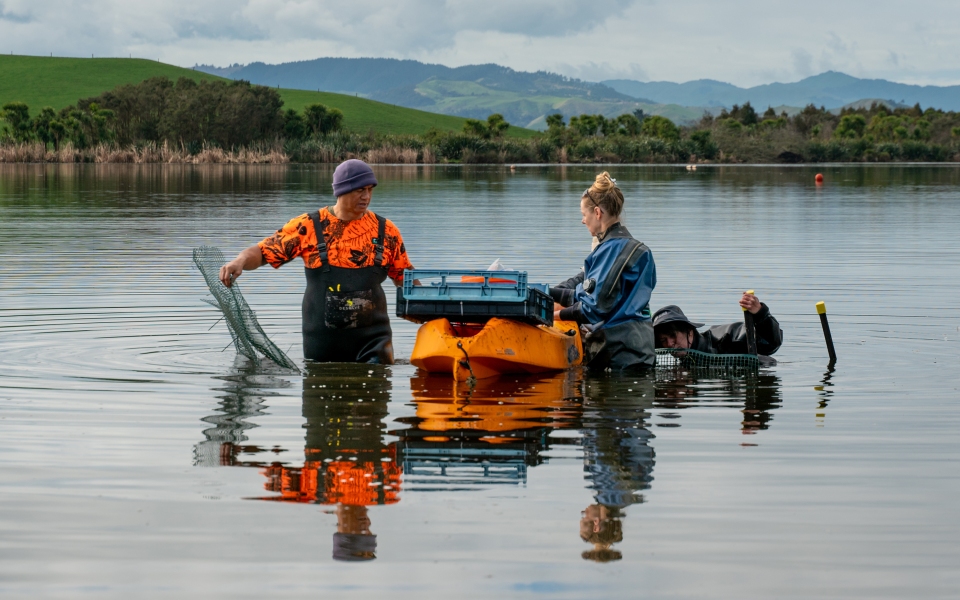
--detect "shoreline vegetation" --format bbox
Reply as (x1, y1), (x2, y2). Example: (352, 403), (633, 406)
(3, 76), (960, 164)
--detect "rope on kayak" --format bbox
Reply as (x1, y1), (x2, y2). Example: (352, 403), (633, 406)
(655, 348), (759, 376)
(193, 246), (300, 372)
(456, 341), (478, 388)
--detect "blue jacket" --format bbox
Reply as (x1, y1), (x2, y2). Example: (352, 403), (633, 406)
(552, 223), (656, 330)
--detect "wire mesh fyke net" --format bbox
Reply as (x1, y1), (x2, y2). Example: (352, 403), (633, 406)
(656, 348), (760, 375)
(193, 246), (300, 372)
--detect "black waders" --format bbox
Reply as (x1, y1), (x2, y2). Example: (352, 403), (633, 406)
(303, 211), (394, 364)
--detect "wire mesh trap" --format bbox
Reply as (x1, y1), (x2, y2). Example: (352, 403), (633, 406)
(193, 246), (299, 372)
(655, 348), (760, 377)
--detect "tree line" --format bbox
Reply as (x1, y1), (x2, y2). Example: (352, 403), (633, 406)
(3, 76), (960, 163)
(0, 76), (344, 151)
(694, 101), (960, 162)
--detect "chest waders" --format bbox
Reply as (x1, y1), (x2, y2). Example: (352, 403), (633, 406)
(303, 211), (394, 364)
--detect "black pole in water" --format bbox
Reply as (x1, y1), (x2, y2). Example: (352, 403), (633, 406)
(816, 301), (837, 366)
(743, 289), (758, 355)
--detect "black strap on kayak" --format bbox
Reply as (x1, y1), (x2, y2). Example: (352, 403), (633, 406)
(308, 211), (331, 273)
(372, 213), (386, 267)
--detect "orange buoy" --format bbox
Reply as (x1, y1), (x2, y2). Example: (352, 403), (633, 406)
(815, 173), (824, 183)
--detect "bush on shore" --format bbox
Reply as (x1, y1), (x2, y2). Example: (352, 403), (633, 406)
(690, 101), (960, 163)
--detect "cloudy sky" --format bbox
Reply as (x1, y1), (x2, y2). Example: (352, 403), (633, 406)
(2, 0), (959, 87)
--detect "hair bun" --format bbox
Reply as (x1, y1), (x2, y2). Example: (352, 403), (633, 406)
(592, 171), (616, 193)
(584, 171), (625, 217)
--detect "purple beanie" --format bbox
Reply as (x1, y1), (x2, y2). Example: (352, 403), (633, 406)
(332, 159), (378, 197)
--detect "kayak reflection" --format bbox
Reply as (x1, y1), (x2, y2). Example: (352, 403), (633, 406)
(394, 371), (582, 490)
(395, 371), (658, 562)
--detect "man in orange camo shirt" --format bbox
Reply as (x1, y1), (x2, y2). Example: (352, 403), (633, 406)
(220, 159), (413, 363)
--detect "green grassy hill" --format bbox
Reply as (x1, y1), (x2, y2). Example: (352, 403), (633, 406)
(0, 55), (534, 136)
(0, 56), (221, 111)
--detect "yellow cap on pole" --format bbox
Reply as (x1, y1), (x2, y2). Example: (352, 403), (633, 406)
(742, 290), (754, 311)
(816, 301), (826, 315)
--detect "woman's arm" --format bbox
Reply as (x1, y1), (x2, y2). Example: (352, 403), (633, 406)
(549, 272), (585, 307)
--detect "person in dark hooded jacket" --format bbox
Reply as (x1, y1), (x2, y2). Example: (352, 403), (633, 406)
(550, 172), (657, 372)
(653, 292), (783, 356)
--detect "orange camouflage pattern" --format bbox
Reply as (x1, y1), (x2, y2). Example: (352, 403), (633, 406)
(258, 207), (413, 284)
(259, 446), (401, 506)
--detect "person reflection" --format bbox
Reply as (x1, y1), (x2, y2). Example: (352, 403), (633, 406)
(654, 372), (782, 434)
(580, 504), (623, 562)
(579, 375), (656, 562)
(272, 363), (400, 561)
(333, 504), (376, 562)
(741, 374), (783, 434)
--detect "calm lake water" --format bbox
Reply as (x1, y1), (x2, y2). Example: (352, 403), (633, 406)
(1, 164), (958, 599)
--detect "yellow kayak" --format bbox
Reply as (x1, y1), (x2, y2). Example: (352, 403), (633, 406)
(410, 317), (583, 381)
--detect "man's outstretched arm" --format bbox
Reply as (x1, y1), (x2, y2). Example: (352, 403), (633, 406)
(219, 245), (265, 287)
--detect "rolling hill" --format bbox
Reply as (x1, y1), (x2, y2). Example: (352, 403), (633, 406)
(0, 55), (513, 136)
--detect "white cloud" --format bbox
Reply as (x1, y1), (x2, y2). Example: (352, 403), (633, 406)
(2, 0), (960, 86)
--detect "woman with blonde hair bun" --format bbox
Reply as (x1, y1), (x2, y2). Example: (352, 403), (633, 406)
(549, 172), (657, 371)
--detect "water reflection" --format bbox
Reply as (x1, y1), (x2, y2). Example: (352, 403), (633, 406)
(394, 372), (582, 490)
(814, 367), (836, 427)
(655, 372), (783, 436)
(195, 363), (399, 561)
(193, 366), (288, 468)
(6, 163), (960, 213)
(395, 372), (661, 561)
(195, 364), (782, 564)
(579, 376), (656, 562)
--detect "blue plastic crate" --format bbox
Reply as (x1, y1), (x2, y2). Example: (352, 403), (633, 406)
(398, 269), (554, 326)
(402, 269), (532, 302)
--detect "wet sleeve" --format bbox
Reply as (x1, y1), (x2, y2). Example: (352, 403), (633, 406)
(703, 322), (747, 354)
(559, 303), (590, 324)
(257, 214), (308, 269)
(550, 272), (585, 307)
(706, 304), (782, 356)
(384, 222), (414, 285)
(754, 304), (783, 355)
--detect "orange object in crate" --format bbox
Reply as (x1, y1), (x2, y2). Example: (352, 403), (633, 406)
(460, 275), (517, 284)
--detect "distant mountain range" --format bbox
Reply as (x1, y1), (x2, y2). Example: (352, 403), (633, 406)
(194, 58), (702, 129)
(194, 59), (960, 128)
(604, 71), (960, 112)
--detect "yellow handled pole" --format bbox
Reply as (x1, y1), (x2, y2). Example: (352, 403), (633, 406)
(742, 289), (758, 355)
(816, 301), (837, 366)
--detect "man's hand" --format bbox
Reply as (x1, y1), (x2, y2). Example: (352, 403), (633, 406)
(219, 260), (244, 287)
(219, 245), (265, 287)
(739, 292), (761, 314)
